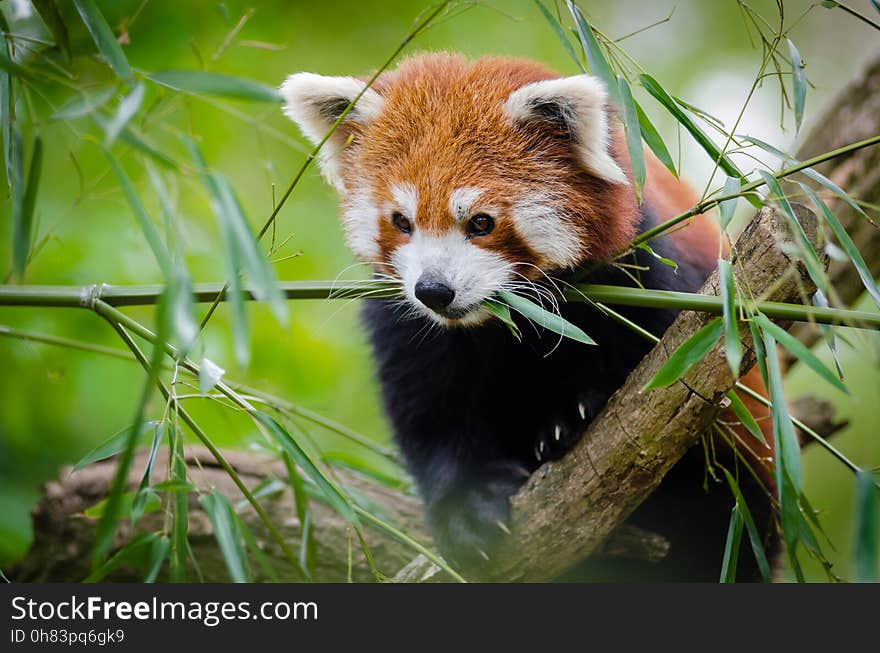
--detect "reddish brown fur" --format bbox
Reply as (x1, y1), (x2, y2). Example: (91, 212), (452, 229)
(341, 53), (640, 273)
(342, 52), (775, 485)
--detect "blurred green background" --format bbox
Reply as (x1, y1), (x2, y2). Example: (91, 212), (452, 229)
(0, 0), (877, 580)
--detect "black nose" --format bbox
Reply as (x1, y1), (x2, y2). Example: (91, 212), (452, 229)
(414, 277), (455, 311)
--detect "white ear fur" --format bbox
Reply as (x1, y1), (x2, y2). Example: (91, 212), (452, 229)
(503, 75), (627, 184)
(279, 73), (384, 189)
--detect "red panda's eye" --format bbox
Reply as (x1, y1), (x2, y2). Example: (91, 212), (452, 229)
(392, 212), (412, 234)
(467, 214), (494, 237)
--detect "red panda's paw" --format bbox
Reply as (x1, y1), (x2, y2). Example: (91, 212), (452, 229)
(534, 401), (591, 463)
(427, 462), (530, 570)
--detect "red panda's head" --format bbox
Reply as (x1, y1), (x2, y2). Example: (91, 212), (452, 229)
(281, 53), (639, 326)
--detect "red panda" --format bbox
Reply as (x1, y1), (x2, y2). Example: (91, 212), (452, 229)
(280, 53), (775, 580)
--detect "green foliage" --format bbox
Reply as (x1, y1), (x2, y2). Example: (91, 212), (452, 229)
(643, 317), (723, 391)
(0, 0), (877, 584)
(496, 289), (596, 345)
(718, 259), (742, 377)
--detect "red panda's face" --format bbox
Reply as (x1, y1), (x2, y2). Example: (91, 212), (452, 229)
(281, 54), (638, 327)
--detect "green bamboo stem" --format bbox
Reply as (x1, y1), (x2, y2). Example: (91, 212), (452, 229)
(1, 281), (877, 329)
(593, 301), (872, 482)
(100, 310), (307, 578)
(0, 324), (135, 360)
(630, 133), (880, 247)
(569, 285), (880, 329)
(90, 300), (447, 570)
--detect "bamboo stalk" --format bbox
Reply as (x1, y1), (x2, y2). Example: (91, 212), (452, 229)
(1, 281), (877, 329)
(630, 133), (880, 247)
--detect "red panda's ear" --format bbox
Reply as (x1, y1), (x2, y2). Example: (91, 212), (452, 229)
(503, 75), (627, 184)
(279, 73), (383, 188)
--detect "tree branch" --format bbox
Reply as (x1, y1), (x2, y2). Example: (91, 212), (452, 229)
(481, 205), (821, 581)
(11, 205), (821, 583)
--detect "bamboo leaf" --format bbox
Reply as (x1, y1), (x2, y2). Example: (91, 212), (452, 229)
(778, 468), (803, 571)
(497, 289), (596, 345)
(139, 423), (163, 489)
(52, 86), (117, 121)
(566, 2), (620, 106)
(85, 532), (159, 583)
(754, 314), (847, 393)
(132, 423), (164, 525)
(873, 0), (880, 15)
(185, 140), (257, 364)
(73, 0), (134, 85)
(152, 480), (198, 494)
(718, 176), (741, 230)
(1, 64), (12, 197)
(168, 424), (189, 582)
(786, 39), (807, 133)
(166, 257), (198, 352)
(104, 82), (145, 146)
(237, 512), (281, 582)
(643, 317), (723, 391)
(483, 299), (521, 341)
(186, 139), (288, 329)
(853, 470), (879, 582)
(640, 73), (746, 183)
(84, 489), (161, 519)
(0, 54), (37, 82)
(32, 0), (71, 62)
(722, 468), (772, 582)
(299, 511), (314, 581)
(763, 331), (802, 492)
(282, 452), (314, 580)
(254, 410), (359, 525)
(104, 149), (172, 275)
(532, 0), (586, 72)
(743, 135), (867, 218)
(148, 70), (283, 103)
(72, 421), (157, 472)
(106, 152), (197, 349)
(748, 319), (768, 388)
(144, 535), (170, 583)
(720, 505), (744, 583)
(618, 76), (645, 202)
(718, 259), (743, 376)
(637, 242), (678, 270)
(635, 100), (677, 177)
(200, 490), (250, 583)
(799, 183), (880, 310)
(725, 390), (767, 445)
(118, 124), (178, 169)
(11, 136), (42, 281)
(811, 288), (844, 379)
